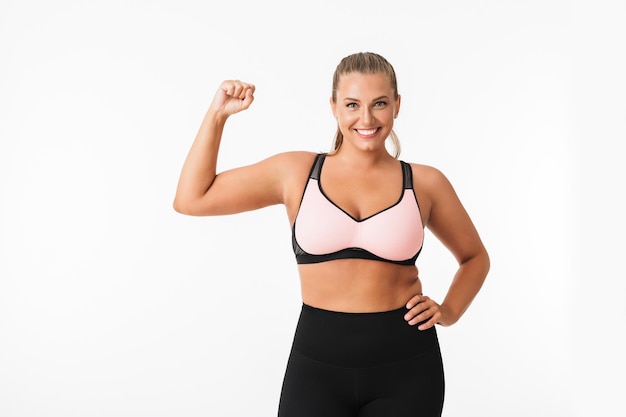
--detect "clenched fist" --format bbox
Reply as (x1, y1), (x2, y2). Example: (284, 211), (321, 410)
(209, 80), (256, 117)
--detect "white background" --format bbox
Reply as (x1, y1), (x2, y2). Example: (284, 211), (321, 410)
(1, 1), (624, 416)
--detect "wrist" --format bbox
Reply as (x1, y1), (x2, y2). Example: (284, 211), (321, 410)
(437, 304), (459, 327)
(205, 108), (229, 125)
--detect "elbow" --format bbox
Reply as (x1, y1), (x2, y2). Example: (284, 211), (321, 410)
(172, 197), (195, 215)
(172, 199), (186, 214)
(473, 245), (490, 272)
(478, 248), (491, 283)
(173, 195), (215, 216)
(479, 247), (490, 269)
(460, 247), (490, 282)
(483, 248), (491, 274)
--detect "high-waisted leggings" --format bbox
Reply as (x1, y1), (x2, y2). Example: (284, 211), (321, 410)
(278, 304), (445, 417)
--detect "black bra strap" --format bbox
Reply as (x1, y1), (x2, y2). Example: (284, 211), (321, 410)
(313, 154), (411, 189)
(310, 153), (326, 180)
(401, 161), (413, 189)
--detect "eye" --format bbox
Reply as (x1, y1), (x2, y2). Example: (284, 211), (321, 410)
(374, 101), (387, 108)
(346, 102), (358, 109)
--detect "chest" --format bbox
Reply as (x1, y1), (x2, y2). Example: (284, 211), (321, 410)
(319, 169), (403, 221)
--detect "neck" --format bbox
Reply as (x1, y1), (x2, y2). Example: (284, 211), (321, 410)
(331, 147), (395, 169)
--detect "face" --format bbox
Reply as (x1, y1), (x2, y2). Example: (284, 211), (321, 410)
(331, 72), (400, 154)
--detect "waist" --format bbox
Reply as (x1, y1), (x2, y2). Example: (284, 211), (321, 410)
(298, 261), (421, 313)
(291, 303), (439, 368)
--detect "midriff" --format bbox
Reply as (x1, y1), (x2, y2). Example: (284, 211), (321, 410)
(298, 259), (422, 313)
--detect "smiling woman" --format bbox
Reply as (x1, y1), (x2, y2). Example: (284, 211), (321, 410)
(173, 52), (490, 417)
(329, 56), (402, 158)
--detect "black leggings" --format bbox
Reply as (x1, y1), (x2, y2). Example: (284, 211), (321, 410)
(278, 304), (445, 417)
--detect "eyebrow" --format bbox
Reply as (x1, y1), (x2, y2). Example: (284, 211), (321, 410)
(342, 95), (390, 102)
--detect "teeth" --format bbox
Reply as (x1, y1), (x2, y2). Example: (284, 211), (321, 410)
(357, 128), (377, 135)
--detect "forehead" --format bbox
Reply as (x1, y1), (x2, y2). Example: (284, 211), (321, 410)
(336, 72), (394, 98)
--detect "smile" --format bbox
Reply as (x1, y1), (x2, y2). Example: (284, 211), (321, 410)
(355, 128), (379, 136)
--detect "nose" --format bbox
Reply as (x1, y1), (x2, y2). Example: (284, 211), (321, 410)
(361, 107), (374, 125)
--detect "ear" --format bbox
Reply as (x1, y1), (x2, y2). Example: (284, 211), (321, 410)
(395, 94), (402, 118)
(330, 97), (338, 119)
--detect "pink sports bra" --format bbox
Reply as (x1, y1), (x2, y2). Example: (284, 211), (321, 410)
(292, 154), (424, 265)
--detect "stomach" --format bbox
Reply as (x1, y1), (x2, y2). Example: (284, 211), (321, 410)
(297, 259), (422, 313)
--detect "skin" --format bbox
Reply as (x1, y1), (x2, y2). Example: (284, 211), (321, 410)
(174, 73), (490, 330)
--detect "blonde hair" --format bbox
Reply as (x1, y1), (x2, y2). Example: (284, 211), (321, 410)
(329, 52), (401, 158)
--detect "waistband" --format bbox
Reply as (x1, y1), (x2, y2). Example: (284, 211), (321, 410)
(290, 303), (440, 368)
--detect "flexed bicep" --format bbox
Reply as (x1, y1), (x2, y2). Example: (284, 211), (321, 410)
(188, 155), (286, 216)
(174, 80), (257, 215)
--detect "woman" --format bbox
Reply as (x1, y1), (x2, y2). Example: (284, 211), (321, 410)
(174, 52), (490, 416)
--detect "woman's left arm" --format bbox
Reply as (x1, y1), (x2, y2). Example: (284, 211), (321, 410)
(405, 165), (490, 330)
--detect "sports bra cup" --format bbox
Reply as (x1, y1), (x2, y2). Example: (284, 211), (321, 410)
(292, 154), (424, 265)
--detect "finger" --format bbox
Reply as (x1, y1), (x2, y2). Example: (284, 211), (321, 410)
(232, 83), (244, 98)
(240, 88), (255, 110)
(405, 293), (425, 309)
(417, 319), (435, 331)
(418, 310), (441, 331)
(241, 83), (255, 99)
(406, 307), (432, 326)
(221, 80), (247, 97)
(404, 299), (429, 323)
(407, 300), (440, 326)
(221, 80), (236, 95)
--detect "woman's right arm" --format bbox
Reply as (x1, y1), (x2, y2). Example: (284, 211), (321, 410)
(173, 80), (285, 216)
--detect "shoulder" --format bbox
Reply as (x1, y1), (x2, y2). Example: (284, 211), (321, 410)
(268, 151), (320, 216)
(407, 163), (450, 187)
(406, 162), (459, 201)
(269, 150), (318, 165)
(405, 162), (464, 226)
(407, 161), (465, 213)
(265, 151), (319, 176)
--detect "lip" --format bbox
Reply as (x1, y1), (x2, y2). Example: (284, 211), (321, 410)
(354, 127), (380, 138)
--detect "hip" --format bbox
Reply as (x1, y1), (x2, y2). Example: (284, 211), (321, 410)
(290, 303), (441, 368)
